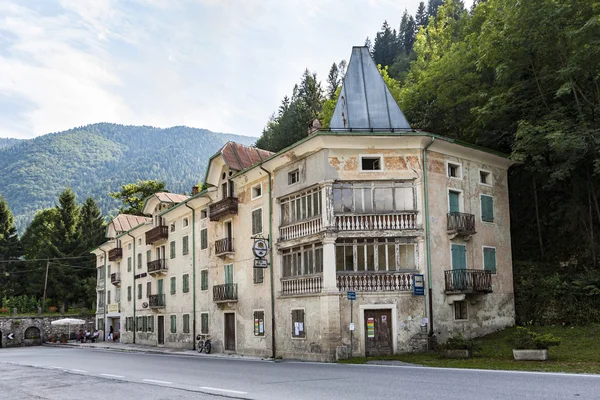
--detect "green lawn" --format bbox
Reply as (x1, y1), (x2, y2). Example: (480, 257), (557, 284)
(340, 325), (600, 374)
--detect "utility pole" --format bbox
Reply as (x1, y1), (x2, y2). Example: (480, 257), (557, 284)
(42, 260), (50, 312)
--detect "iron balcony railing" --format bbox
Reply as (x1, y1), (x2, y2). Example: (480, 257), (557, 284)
(215, 238), (234, 255)
(110, 272), (121, 285)
(209, 196), (238, 221)
(108, 247), (122, 261)
(447, 212), (476, 235)
(213, 283), (238, 302)
(149, 294), (166, 308)
(145, 225), (169, 245)
(444, 269), (493, 294)
(147, 259), (167, 274)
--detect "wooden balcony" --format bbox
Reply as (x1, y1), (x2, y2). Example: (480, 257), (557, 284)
(335, 212), (417, 231)
(279, 217), (323, 242)
(281, 274), (322, 296)
(447, 212), (476, 237)
(146, 225), (168, 245)
(147, 259), (167, 275)
(213, 283), (238, 303)
(336, 271), (414, 292)
(110, 272), (121, 286)
(209, 196), (238, 221)
(444, 269), (493, 294)
(215, 238), (234, 256)
(149, 294), (166, 309)
(108, 247), (122, 261)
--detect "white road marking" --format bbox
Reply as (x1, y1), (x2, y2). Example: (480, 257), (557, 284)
(47, 366), (64, 369)
(143, 379), (173, 384)
(200, 386), (248, 395)
(70, 369), (87, 373)
(101, 373), (125, 378)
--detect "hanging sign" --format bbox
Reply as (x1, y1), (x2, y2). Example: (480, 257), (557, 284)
(253, 258), (269, 268)
(252, 238), (269, 258)
(413, 274), (425, 296)
(347, 291), (356, 301)
(367, 318), (375, 338)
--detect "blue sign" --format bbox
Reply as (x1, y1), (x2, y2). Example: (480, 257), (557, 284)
(413, 274), (425, 296)
(347, 291), (356, 300)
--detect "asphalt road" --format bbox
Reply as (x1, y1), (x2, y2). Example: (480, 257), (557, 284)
(1, 347), (599, 400)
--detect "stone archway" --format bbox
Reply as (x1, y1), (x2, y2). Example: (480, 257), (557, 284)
(23, 326), (41, 346)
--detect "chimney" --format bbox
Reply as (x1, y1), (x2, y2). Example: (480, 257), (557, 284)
(192, 185), (199, 195)
(308, 118), (321, 135)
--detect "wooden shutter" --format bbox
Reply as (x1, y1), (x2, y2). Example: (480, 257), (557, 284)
(201, 270), (208, 290)
(252, 209), (263, 235)
(224, 264), (233, 285)
(170, 277), (176, 294)
(481, 195), (494, 222)
(201, 313), (209, 334)
(171, 315), (176, 333)
(451, 244), (466, 270)
(201, 229), (208, 249)
(170, 241), (176, 258)
(484, 247), (497, 272)
(146, 281), (151, 297)
(449, 191), (460, 213)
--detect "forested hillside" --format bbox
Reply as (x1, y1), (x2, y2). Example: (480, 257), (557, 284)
(0, 123), (254, 231)
(0, 138), (22, 150)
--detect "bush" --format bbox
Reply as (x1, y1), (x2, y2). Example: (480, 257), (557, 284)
(1, 295), (40, 314)
(0, 307), (8, 314)
(509, 327), (561, 350)
(48, 306), (58, 313)
(439, 333), (474, 351)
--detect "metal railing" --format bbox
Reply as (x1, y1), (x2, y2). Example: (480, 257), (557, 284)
(147, 259), (167, 274)
(145, 225), (169, 245)
(444, 269), (493, 293)
(110, 272), (121, 285)
(447, 212), (476, 234)
(209, 196), (238, 221)
(215, 238), (234, 255)
(336, 272), (414, 292)
(281, 274), (323, 295)
(148, 294), (166, 308)
(335, 212), (417, 231)
(213, 283), (238, 302)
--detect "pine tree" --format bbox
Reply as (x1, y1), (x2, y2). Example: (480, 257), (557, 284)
(78, 197), (105, 253)
(364, 37), (372, 53)
(0, 195), (19, 261)
(427, 0), (444, 18)
(372, 21), (399, 67)
(326, 63), (340, 100)
(416, 1), (428, 27)
(52, 188), (80, 257)
(338, 60), (347, 78)
(399, 11), (417, 54)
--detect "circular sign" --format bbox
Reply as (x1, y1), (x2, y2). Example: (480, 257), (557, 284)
(252, 239), (268, 258)
(142, 302), (149, 309)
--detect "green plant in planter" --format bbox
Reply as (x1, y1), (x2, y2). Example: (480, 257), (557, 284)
(509, 327), (561, 350)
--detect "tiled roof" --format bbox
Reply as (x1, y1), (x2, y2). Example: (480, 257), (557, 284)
(154, 192), (189, 203)
(112, 214), (151, 233)
(220, 142), (273, 171)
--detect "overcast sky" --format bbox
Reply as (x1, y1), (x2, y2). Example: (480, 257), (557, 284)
(0, 0), (473, 139)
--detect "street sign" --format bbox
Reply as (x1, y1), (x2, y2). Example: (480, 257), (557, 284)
(252, 238), (269, 258)
(347, 291), (356, 300)
(413, 274), (425, 296)
(253, 258), (269, 268)
(7, 333), (14, 340)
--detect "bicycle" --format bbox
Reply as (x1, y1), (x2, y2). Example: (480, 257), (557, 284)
(196, 334), (212, 354)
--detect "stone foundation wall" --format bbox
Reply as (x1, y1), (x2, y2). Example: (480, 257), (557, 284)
(0, 316), (96, 348)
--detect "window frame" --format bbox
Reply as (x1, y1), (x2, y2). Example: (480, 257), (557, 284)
(170, 240), (176, 259)
(480, 194), (495, 223)
(479, 169), (493, 186)
(447, 188), (464, 213)
(454, 301), (468, 320)
(170, 223), (176, 233)
(170, 315), (177, 333)
(482, 246), (497, 274)
(200, 269), (208, 291)
(183, 273), (190, 293)
(183, 314), (190, 333)
(200, 208), (208, 220)
(251, 207), (263, 235)
(251, 183), (263, 200)
(282, 242), (324, 278)
(170, 276), (176, 295)
(291, 308), (306, 339)
(137, 283), (142, 299)
(288, 169), (300, 185)
(200, 312), (209, 334)
(253, 310), (265, 337)
(446, 160), (463, 179)
(359, 154), (383, 172)
(253, 266), (264, 284)
(182, 235), (189, 256)
(200, 228), (208, 250)
(183, 217), (189, 228)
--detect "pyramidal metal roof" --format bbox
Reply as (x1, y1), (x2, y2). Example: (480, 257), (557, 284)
(329, 46), (411, 131)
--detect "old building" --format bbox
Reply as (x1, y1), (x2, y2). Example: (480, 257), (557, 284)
(92, 46), (515, 361)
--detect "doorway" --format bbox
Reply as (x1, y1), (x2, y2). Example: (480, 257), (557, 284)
(157, 316), (165, 345)
(224, 313), (236, 352)
(23, 326), (41, 346)
(364, 309), (393, 357)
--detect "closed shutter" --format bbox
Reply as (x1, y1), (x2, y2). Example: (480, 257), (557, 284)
(182, 236), (189, 255)
(449, 191), (460, 213)
(451, 244), (467, 270)
(146, 282), (151, 297)
(170, 241), (176, 258)
(183, 274), (189, 293)
(252, 209), (263, 235)
(201, 270), (208, 290)
(183, 314), (190, 333)
(224, 264), (233, 285)
(201, 313), (209, 334)
(481, 195), (494, 222)
(170, 315), (176, 333)
(170, 277), (176, 295)
(201, 229), (208, 250)
(484, 247), (497, 273)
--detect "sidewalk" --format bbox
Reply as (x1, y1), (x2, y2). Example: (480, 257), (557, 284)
(43, 340), (272, 361)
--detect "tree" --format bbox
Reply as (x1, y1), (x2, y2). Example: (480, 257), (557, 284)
(78, 197), (106, 253)
(326, 63), (340, 100)
(372, 21), (399, 67)
(399, 10), (417, 54)
(0, 195), (20, 261)
(109, 180), (167, 215)
(364, 37), (372, 53)
(416, 1), (428, 27)
(52, 188), (80, 257)
(427, 0), (444, 17)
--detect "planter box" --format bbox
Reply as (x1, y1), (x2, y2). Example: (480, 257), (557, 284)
(444, 349), (472, 359)
(512, 349), (549, 361)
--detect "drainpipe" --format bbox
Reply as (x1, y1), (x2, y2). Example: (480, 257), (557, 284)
(100, 248), (107, 339)
(259, 165), (276, 359)
(423, 137), (435, 339)
(127, 232), (136, 344)
(184, 202), (197, 351)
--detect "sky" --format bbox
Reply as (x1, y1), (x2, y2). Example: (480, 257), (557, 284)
(0, 0), (473, 140)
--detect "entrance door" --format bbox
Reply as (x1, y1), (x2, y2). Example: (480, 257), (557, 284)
(224, 313), (236, 351)
(157, 316), (165, 345)
(364, 309), (393, 357)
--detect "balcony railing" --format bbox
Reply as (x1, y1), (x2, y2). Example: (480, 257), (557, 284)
(336, 272), (414, 292)
(147, 259), (167, 275)
(447, 212), (476, 235)
(444, 269), (493, 294)
(209, 197), (238, 221)
(335, 212), (417, 231)
(281, 274), (322, 295)
(110, 273), (121, 285)
(149, 294), (166, 308)
(145, 225), (169, 245)
(215, 238), (234, 256)
(108, 247), (122, 261)
(279, 217), (323, 242)
(213, 283), (238, 302)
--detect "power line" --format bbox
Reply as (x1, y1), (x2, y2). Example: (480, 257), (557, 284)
(0, 255), (94, 264)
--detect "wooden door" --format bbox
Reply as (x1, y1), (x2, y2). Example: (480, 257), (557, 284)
(157, 316), (165, 345)
(224, 313), (236, 351)
(364, 309), (393, 357)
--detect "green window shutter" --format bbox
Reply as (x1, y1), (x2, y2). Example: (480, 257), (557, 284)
(171, 315), (176, 333)
(484, 247), (497, 273)
(170, 277), (176, 295)
(481, 195), (494, 222)
(170, 241), (176, 259)
(143, 316), (147, 332)
(147, 316), (153, 332)
(127, 257), (132, 272)
(451, 244), (466, 270)
(183, 236), (189, 255)
(137, 253), (142, 269)
(201, 229), (208, 250)
(252, 209), (263, 235)
(146, 250), (151, 263)
(146, 282), (151, 297)
(224, 264), (233, 285)
(201, 313), (209, 334)
(183, 274), (189, 293)
(157, 279), (163, 295)
(127, 286), (132, 301)
(201, 270), (208, 290)
(449, 191), (460, 213)
(137, 283), (142, 299)
(183, 314), (190, 333)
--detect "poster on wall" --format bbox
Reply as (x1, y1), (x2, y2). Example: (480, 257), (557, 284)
(367, 318), (375, 338)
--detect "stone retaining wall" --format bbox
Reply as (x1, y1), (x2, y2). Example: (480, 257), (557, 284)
(0, 316), (96, 348)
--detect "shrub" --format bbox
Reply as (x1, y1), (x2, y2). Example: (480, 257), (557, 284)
(509, 327), (561, 350)
(48, 306), (58, 313)
(0, 307), (8, 314)
(439, 333), (473, 351)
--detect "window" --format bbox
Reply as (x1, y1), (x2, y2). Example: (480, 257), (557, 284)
(146, 249), (151, 263)
(292, 309), (305, 338)
(360, 155), (382, 171)
(170, 277), (176, 295)
(252, 208), (263, 235)
(182, 236), (189, 255)
(254, 311), (265, 336)
(115, 288), (120, 303)
(183, 274), (190, 293)
(98, 267), (105, 282)
(451, 244), (467, 270)
(282, 243), (324, 277)
(200, 228), (208, 250)
(253, 267), (264, 284)
(142, 316), (148, 332)
(137, 283), (142, 299)
(128, 243), (132, 250)
(280, 187), (322, 226)
(483, 247), (497, 273)
(98, 291), (105, 307)
(125, 317), (131, 331)
(137, 253), (142, 269)
(146, 282), (151, 298)
(480, 170), (492, 185)
(448, 190), (461, 214)
(183, 217), (189, 228)
(107, 290), (111, 304)
(288, 169), (299, 185)
(481, 195), (494, 222)
(138, 238), (142, 246)
(127, 257), (132, 272)
(332, 181), (415, 213)
(335, 239), (415, 272)
(127, 286), (132, 301)
(137, 316), (143, 332)
(200, 208), (208, 219)
(454, 301), (468, 320)
(183, 314), (190, 333)
(447, 162), (461, 178)
(170, 315), (177, 333)
(200, 270), (208, 290)
(170, 223), (176, 233)
(251, 183), (262, 199)
(147, 316), (154, 332)
(170, 241), (176, 259)
(200, 312), (209, 334)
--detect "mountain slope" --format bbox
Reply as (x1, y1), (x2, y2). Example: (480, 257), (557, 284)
(0, 138), (22, 150)
(0, 123), (255, 231)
